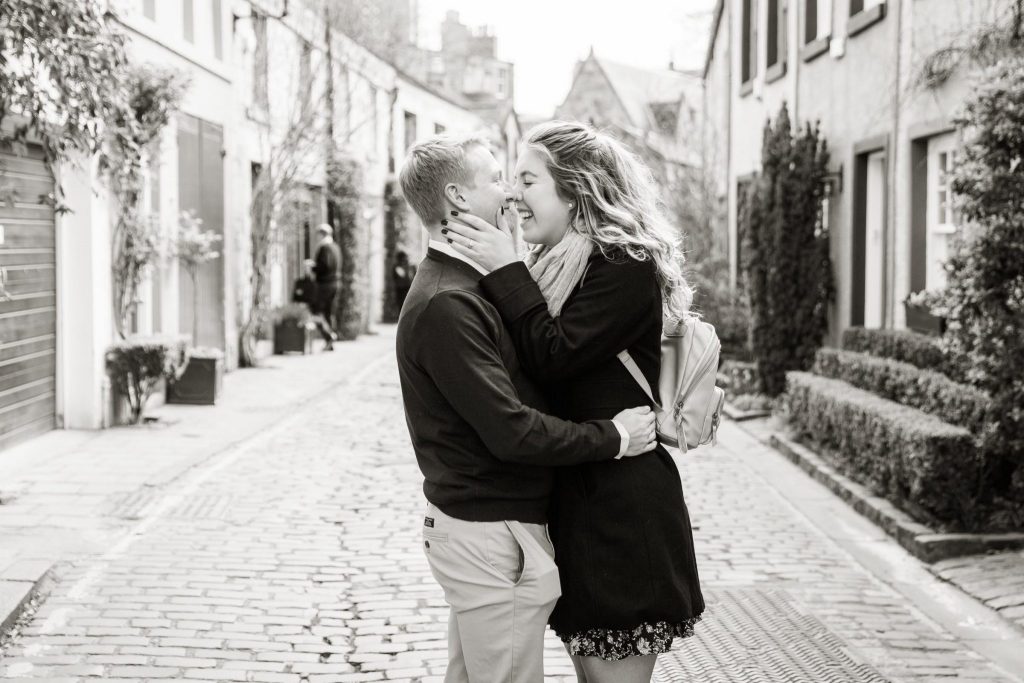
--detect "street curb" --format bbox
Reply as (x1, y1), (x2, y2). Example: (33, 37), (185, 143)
(765, 431), (1024, 563)
(0, 563), (54, 638)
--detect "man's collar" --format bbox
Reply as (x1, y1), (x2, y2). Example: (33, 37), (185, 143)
(428, 239), (489, 276)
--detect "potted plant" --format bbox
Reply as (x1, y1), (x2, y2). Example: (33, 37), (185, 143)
(106, 335), (188, 424)
(904, 289), (947, 337)
(167, 345), (224, 405)
(167, 211), (224, 404)
(272, 302), (315, 354)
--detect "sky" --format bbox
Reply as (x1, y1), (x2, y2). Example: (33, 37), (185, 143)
(415, 0), (717, 118)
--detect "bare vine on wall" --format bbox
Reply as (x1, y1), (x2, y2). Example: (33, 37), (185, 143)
(917, 0), (1024, 89)
(99, 65), (188, 338)
(0, 0), (130, 212)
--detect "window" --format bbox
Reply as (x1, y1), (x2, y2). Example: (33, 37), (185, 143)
(766, 0), (787, 79)
(253, 13), (269, 111)
(371, 86), (380, 153)
(911, 131), (960, 293)
(741, 0), (759, 88)
(212, 0), (223, 60)
(804, 0), (831, 43)
(142, 0), (155, 20)
(935, 150), (958, 228)
(404, 111), (418, 152)
(183, 0), (194, 43)
(496, 68), (508, 98)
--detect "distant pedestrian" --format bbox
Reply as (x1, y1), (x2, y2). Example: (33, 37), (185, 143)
(391, 250), (415, 312)
(292, 259), (317, 308)
(311, 223), (342, 350)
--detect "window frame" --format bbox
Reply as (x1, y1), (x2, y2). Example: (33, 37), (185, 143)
(847, 0), (886, 38)
(740, 0), (759, 95)
(801, 0), (831, 62)
(252, 12), (269, 113)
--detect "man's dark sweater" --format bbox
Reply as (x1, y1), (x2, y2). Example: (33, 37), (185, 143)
(396, 248), (621, 524)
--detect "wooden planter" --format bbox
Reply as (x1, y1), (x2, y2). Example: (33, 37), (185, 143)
(167, 356), (223, 405)
(273, 320), (314, 355)
(905, 302), (947, 337)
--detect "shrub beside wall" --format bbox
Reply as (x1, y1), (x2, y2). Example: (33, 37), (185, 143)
(813, 348), (991, 435)
(784, 371), (979, 529)
(742, 103), (833, 397)
(841, 327), (960, 379)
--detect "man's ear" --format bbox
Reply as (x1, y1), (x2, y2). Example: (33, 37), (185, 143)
(444, 182), (471, 211)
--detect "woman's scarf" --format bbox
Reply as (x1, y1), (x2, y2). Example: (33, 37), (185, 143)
(525, 229), (593, 317)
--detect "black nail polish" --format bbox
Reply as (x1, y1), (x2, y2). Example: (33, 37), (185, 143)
(450, 210), (459, 216)
(441, 219), (448, 226)
(442, 229), (448, 235)
(447, 239), (452, 244)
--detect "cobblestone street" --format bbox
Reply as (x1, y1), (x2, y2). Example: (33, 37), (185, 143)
(1, 329), (1023, 682)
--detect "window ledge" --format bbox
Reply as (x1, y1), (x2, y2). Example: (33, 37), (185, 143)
(801, 35), (831, 62)
(739, 79), (754, 97)
(848, 3), (886, 38)
(765, 61), (787, 84)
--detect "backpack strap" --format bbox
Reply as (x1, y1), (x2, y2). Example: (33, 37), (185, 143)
(617, 350), (663, 411)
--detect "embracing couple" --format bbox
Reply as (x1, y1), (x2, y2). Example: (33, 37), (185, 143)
(395, 121), (705, 683)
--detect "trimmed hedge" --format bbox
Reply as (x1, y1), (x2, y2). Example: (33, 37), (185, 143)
(841, 327), (956, 376)
(813, 348), (991, 435)
(784, 371), (978, 528)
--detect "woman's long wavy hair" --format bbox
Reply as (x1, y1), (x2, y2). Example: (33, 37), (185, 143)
(523, 120), (693, 323)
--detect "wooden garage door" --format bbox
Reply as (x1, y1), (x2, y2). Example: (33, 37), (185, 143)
(0, 142), (57, 450)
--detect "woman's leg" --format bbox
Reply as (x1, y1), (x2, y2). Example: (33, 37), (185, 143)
(563, 643), (589, 683)
(578, 654), (657, 683)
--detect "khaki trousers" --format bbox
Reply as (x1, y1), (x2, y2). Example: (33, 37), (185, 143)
(422, 503), (562, 683)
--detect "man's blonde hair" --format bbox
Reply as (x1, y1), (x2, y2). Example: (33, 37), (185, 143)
(398, 133), (488, 226)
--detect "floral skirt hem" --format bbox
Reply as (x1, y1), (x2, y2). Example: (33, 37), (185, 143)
(557, 615), (703, 661)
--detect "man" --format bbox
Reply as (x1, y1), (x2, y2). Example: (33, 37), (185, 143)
(396, 134), (657, 683)
(310, 223), (341, 350)
(391, 250), (414, 311)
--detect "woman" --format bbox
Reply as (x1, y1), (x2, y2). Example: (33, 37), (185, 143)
(442, 121), (704, 682)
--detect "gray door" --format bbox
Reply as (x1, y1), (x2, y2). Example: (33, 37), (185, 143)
(177, 115), (225, 349)
(0, 142), (57, 449)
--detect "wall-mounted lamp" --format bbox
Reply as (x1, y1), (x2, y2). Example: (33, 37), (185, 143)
(823, 165), (843, 195)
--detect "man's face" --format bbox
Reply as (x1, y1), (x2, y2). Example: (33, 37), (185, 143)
(457, 145), (510, 223)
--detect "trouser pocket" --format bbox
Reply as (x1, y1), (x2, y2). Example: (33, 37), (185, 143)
(506, 521), (562, 606)
(485, 523), (525, 585)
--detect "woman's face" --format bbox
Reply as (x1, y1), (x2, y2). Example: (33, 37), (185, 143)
(513, 147), (572, 247)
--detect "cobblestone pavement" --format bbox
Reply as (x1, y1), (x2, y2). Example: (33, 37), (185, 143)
(931, 552), (1024, 632)
(1, 332), (1023, 682)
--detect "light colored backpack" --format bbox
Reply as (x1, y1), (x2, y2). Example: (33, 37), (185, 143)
(617, 318), (726, 453)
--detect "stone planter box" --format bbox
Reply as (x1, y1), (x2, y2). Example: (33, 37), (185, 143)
(273, 320), (314, 355)
(167, 355), (223, 405)
(905, 302), (946, 337)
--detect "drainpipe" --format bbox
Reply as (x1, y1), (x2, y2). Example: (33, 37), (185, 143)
(790, 0), (799, 125)
(887, 0), (903, 329)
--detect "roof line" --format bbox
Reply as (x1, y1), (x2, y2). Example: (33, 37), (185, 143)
(584, 54), (638, 128)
